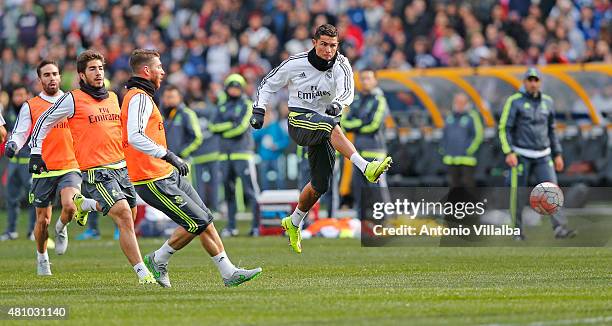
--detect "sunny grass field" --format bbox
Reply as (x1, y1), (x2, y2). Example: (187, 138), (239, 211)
(1, 211), (612, 325)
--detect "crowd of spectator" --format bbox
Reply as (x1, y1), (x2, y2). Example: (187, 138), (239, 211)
(0, 0), (610, 118)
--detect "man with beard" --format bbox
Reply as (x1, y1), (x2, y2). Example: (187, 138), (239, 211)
(4, 60), (81, 275)
(0, 84), (36, 242)
(120, 49), (261, 288)
(28, 49), (157, 285)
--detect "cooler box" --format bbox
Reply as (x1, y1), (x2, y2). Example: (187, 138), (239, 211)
(258, 189), (319, 236)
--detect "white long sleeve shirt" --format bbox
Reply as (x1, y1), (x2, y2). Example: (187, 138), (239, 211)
(28, 91), (74, 154)
(254, 51), (354, 116)
(126, 93), (167, 158)
(11, 91), (64, 151)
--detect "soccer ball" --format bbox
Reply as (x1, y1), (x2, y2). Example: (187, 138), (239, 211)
(529, 182), (564, 215)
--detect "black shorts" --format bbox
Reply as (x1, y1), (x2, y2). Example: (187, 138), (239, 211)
(30, 171), (82, 208)
(82, 167), (137, 215)
(287, 110), (338, 194)
(135, 170), (213, 235)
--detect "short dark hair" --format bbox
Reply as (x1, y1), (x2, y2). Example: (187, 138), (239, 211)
(314, 24), (338, 40)
(36, 59), (60, 77)
(129, 49), (160, 73)
(9, 83), (28, 98)
(76, 49), (105, 74)
(163, 84), (181, 94)
(360, 68), (376, 75)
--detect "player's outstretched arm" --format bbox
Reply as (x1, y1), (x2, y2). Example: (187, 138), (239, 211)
(5, 102), (32, 158)
(0, 112), (6, 142)
(126, 94), (189, 176)
(28, 92), (74, 173)
(251, 56), (295, 128)
(126, 93), (167, 158)
(29, 92), (74, 153)
(331, 56), (355, 112)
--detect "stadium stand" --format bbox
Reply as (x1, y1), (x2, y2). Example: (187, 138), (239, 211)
(0, 0), (610, 203)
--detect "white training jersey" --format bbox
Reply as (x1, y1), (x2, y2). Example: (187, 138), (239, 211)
(126, 92), (167, 158)
(10, 91), (64, 151)
(253, 51), (354, 117)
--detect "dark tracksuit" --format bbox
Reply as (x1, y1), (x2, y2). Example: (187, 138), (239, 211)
(164, 104), (203, 161)
(4, 104), (35, 235)
(441, 109), (483, 189)
(210, 95), (260, 230)
(341, 88), (389, 217)
(191, 103), (220, 211)
(499, 89), (566, 232)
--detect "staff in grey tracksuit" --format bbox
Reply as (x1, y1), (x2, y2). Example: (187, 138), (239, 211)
(210, 74), (260, 237)
(161, 85), (203, 162)
(0, 84), (36, 241)
(441, 92), (483, 189)
(499, 68), (575, 240)
(341, 69), (389, 217)
(191, 100), (220, 212)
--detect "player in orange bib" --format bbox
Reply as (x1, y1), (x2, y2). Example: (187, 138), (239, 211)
(121, 49), (261, 288)
(28, 50), (156, 285)
(4, 60), (81, 276)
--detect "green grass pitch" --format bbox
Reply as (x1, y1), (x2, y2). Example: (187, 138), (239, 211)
(1, 212), (612, 325)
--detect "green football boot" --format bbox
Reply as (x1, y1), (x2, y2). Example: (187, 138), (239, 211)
(281, 216), (302, 253)
(364, 156), (393, 183)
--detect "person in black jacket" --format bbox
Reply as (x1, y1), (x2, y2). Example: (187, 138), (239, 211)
(499, 68), (575, 240)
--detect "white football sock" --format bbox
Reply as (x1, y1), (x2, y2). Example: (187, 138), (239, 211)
(55, 219), (66, 234)
(154, 240), (176, 265)
(133, 262), (150, 279)
(81, 198), (98, 211)
(290, 207), (308, 227)
(211, 251), (236, 279)
(37, 250), (49, 261)
(350, 153), (369, 174)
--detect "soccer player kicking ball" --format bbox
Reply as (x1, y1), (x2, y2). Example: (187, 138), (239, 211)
(251, 24), (392, 253)
(121, 49), (261, 288)
(28, 50), (157, 285)
(5, 60), (81, 275)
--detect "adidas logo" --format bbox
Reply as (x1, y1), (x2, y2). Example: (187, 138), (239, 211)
(297, 72), (307, 79)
